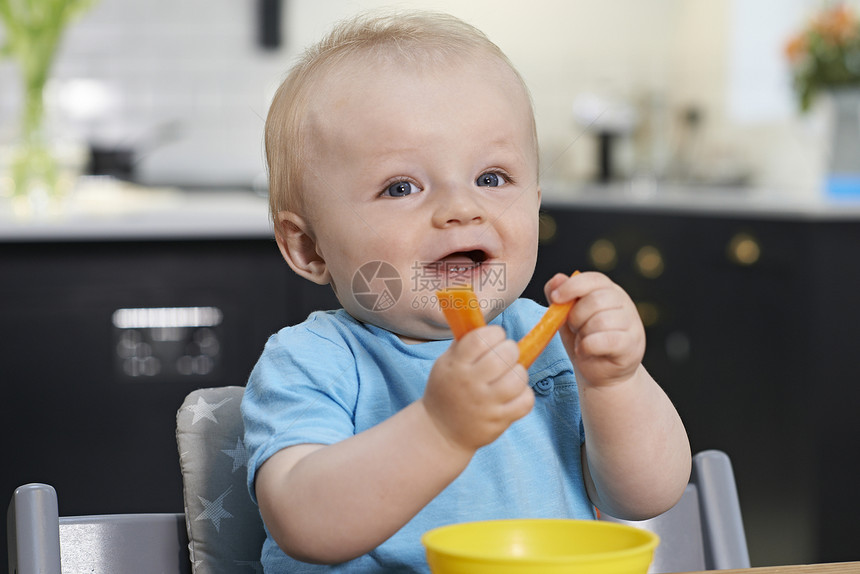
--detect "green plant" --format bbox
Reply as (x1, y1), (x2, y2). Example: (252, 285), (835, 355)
(0, 0), (97, 201)
(786, 3), (860, 111)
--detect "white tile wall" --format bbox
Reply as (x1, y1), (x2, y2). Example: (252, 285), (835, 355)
(1, 0), (290, 187)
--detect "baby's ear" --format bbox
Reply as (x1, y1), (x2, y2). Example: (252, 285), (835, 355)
(274, 211), (331, 285)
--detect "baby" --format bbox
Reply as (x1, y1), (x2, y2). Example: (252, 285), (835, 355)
(242, 10), (691, 572)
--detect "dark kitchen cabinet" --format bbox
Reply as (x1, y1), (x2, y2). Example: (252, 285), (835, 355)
(525, 202), (860, 566)
(0, 237), (339, 568)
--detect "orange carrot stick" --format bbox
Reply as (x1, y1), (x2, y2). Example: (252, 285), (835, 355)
(517, 271), (580, 368)
(437, 287), (486, 340)
(437, 271), (579, 366)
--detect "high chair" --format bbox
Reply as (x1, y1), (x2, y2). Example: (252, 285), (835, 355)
(8, 385), (749, 573)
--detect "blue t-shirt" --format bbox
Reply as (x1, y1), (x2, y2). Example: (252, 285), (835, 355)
(242, 298), (594, 573)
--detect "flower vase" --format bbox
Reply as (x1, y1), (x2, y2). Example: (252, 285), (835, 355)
(1, 0), (98, 218)
(8, 79), (63, 217)
(826, 87), (860, 199)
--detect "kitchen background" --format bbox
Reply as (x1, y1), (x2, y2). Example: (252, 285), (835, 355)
(2, 0), (860, 571)
(0, 0), (838, 197)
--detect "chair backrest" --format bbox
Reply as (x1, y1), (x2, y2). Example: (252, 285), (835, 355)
(176, 386), (266, 574)
(600, 449), (750, 573)
(7, 483), (189, 574)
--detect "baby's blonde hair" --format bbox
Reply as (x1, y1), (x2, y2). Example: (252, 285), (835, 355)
(264, 10), (537, 225)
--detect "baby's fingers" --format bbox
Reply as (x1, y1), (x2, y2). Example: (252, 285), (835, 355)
(547, 270), (605, 305)
(543, 273), (570, 302)
(484, 366), (535, 423)
(500, 377), (535, 422)
(473, 338), (522, 381)
(576, 327), (641, 359)
(449, 325), (507, 363)
(566, 284), (630, 332)
(573, 304), (631, 337)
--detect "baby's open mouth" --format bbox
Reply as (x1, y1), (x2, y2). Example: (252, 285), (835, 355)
(437, 249), (488, 272)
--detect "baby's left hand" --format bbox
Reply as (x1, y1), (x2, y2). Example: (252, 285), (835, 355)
(545, 271), (645, 386)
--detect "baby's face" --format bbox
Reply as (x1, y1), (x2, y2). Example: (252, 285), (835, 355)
(296, 54), (541, 341)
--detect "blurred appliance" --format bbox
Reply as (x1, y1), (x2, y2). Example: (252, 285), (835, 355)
(0, 236), (338, 568)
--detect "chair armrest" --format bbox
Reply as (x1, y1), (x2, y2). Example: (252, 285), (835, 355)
(58, 513), (190, 573)
(7, 483), (62, 574)
(693, 449), (751, 569)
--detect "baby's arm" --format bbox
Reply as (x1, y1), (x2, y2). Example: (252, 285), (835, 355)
(546, 272), (691, 520)
(254, 325), (533, 564)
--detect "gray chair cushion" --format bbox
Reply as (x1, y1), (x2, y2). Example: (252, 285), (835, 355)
(176, 386), (265, 573)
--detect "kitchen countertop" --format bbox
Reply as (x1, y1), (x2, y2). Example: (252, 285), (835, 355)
(2, 179), (860, 242)
(0, 179), (274, 242)
(541, 181), (860, 220)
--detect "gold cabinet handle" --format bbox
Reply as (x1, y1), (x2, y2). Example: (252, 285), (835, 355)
(727, 232), (761, 266)
(635, 245), (664, 278)
(588, 238), (617, 271)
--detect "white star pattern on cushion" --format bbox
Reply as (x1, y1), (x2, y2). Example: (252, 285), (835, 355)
(178, 387), (267, 573)
(221, 437), (249, 473)
(184, 396), (232, 425)
(195, 486), (234, 532)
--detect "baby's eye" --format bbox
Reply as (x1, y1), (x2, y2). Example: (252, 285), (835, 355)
(476, 172), (507, 187)
(382, 180), (421, 197)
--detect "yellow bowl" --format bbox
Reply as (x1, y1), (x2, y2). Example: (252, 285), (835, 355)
(422, 519), (659, 574)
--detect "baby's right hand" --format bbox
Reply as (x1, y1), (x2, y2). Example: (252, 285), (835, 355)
(422, 325), (534, 453)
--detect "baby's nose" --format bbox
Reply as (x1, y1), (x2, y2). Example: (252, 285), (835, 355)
(431, 186), (485, 227)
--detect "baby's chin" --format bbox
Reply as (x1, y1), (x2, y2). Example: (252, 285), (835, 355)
(335, 299), (444, 342)
(380, 307), (510, 345)
(378, 317), (455, 345)
(340, 291), (513, 343)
